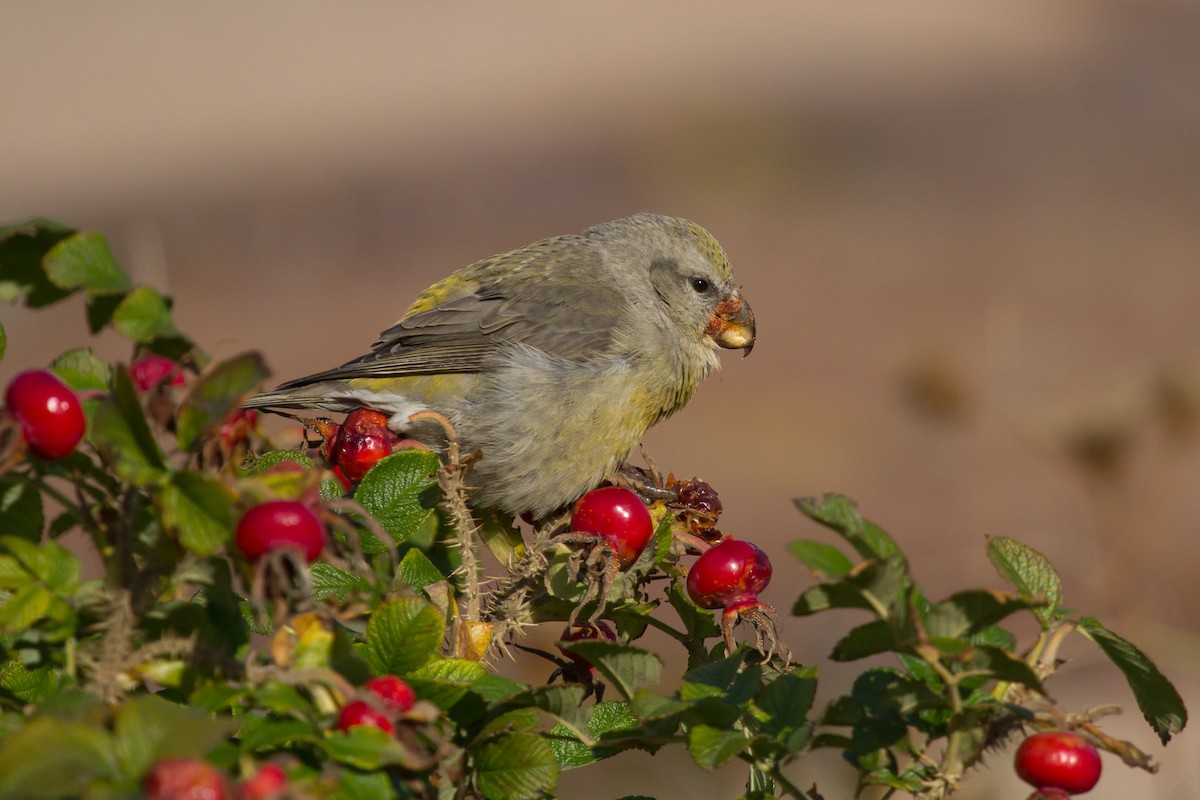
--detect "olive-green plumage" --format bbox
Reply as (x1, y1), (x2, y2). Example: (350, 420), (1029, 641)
(244, 213), (755, 519)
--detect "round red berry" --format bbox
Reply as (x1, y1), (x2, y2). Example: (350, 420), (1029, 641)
(364, 674), (416, 714)
(234, 501), (326, 562)
(131, 354), (185, 392)
(1015, 731), (1102, 795)
(570, 486), (654, 569)
(336, 699), (395, 734)
(686, 538), (772, 611)
(4, 370), (86, 460)
(143, 757), (229, 800)
(234, 763), (286, 800)
(329, 408), (397, 484)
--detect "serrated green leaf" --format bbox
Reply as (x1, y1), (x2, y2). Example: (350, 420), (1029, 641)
(322, 724), (430, 771)
(50, 348), (112, 393)
(354, 450), (441, 545)
(788, 539), (853, 578)
(559, 642), (662, 702)
(335, 769), (395, 800)
(42, 232), (131, 294)
(242, 450), (314, 476)
(687, 724), (749, 770)
(0, 479), (43, 541)
(113, 694), (238, 779)
(111, 285), (176, 343)
(792, 555), (908, 622)
(176, 351), (269, 450)
(365, 597), (443, 675)
(794, 494), (900, 561)
(986, 537), (1063, 628)
(407, 659), (489, 711)
(755, 667), (817, 737)
(957, 646), (1043, 693)
(681, 650), (745, 700)
(0, 585), (52, 634)
(237, 717), (318, 752)
(0, 716), (118, 800)
(924, 590), (1035, 640)
(1078, 617), (1187, 744)
(397, 548), (445, 592)
(88, 366), (167, 484)
(161, 472), (235, 555)
(310, 563), (372, 602)
(0, 658), (58, 703)
(475, 732), (559, 800)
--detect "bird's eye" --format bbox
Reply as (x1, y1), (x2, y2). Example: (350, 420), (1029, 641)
(690, 277), (712, 294)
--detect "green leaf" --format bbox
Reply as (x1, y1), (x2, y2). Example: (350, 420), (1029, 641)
(50, 348), (112, 393)
(237, 717), (318, 752)
(397, 548), (445, 592)
(161, 472), (235, 555)
(1078, 617), (1187, 744)
(0, 220), (75, 307)
(310, 562), (372, 602)
(475, 732), (559, 800)
(111, 286), (176, 343)
(794, 494), (900, 561)
(407, 659), (489, 711)
(788, 539), (853, 578)
(0, 716), (118, 800)
(957, 646), (1043, 693)
(755, 667), (817, 738)
(113, 694), (238, 779)
(0, 479), (44, 541)
(0, 585), (53, 634)
(0, 658), (58, 703)
(549, 700), (642, 769)
(354, 450), (441, 545)
(335, 769), (396, 800)
(558, 641), (662, 702)
(364, 597), (444, 675)
(242, 450), (314, 476)
(42, 232), (131, 294)
(322, 724), (430, 771)
(88, 366), (168, 484)
(923, 590), (1036, 640)
(688, 724), (750, 770)
(0, 322), (6, 361)
(986, 537), (1064, 628)
(477, 508), (526, 569)
(792, 555), (908, 621)
(176, 351), (269, 450)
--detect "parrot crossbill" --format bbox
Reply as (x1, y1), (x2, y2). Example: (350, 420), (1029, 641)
(244, 213), (755, 519)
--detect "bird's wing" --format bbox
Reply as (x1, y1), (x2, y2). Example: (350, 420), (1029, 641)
(272, 252), (626, 390)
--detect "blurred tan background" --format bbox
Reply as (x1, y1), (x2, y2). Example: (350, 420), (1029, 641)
(2, 2), (1198, 797)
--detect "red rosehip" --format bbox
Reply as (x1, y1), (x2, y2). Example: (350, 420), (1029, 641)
(234, 501), (326, 562)
(570, 486), (654, 569)
(1015, 731), (1102, 795)
(557, 621), (617, 674)
(336, 699), (395, 734)
(235, 763), (286, 800)
(364, 674), (416, 714)
(329, 408), (398, 484)
(686, 538), (772, 611)
(4, 370), (86, 459)
(143, 757), (229, 800)
(131, 354), (185, 391)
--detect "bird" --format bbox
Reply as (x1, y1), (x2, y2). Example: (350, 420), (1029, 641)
(244, 213), (755, 520)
